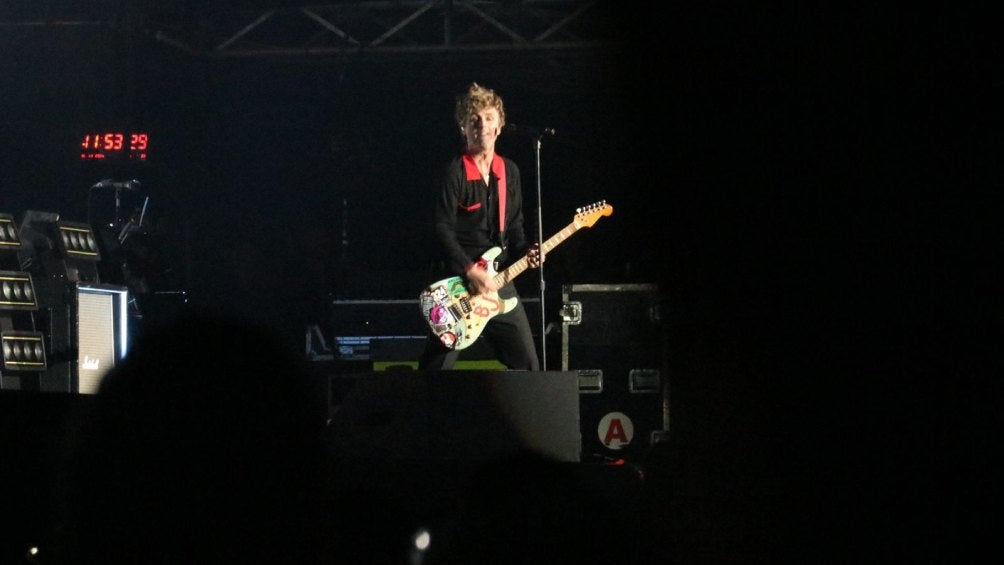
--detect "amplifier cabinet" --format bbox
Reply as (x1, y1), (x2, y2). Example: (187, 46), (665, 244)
(327, 297), (540, 371)
(33, 281), (129, 393)
(561, 283), (667, 463)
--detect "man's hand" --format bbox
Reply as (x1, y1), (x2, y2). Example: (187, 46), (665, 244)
(465, 262), (497, 295)
(527, 243), (544, 269)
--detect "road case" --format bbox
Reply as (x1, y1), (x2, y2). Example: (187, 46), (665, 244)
(561, 283), (667, 463)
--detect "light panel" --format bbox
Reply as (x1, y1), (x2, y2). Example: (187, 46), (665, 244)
(1, 331), (48, 372)
(56, 221), (101, 261)
(0, 213), (21, 252)
(0, 271), (38, 310)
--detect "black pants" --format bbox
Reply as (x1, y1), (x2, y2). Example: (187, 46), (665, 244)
(418, 296), (540, 371)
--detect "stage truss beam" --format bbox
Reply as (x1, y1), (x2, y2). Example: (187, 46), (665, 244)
(1, 1), (622, 59)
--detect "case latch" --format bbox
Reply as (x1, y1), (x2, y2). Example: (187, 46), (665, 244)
(629, 368), (661, 393)
(560, 301), (582, 325)
(576, 369), (603, 394)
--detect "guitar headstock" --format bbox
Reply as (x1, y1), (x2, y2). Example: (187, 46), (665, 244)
(573, 200), (613, 228)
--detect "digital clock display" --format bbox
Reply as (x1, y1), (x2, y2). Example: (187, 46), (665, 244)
(80, 132), (149, 161)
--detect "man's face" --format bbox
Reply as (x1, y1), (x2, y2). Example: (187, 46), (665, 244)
(462, 107), (501, 150)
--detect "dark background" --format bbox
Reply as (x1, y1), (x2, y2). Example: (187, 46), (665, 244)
(2, 1), (655, 334)
(2, 2), (995, 561)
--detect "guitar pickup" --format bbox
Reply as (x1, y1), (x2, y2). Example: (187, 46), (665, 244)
(458, 296), (472, 314)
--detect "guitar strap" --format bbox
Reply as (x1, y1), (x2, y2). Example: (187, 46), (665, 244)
(491, 154), (507, 233)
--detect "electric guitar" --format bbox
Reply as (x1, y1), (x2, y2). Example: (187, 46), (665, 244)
(419, 201), (613, 351)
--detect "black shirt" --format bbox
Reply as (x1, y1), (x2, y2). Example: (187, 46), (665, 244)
(431, 153), (530, 282)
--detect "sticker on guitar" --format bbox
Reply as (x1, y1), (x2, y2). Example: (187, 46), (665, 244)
(419, 201), (613, 351)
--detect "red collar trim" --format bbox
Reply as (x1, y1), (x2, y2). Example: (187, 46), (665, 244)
(462, 154), (482, 181)
(461, 154), (507, 231)
(462, 154), (506, 181)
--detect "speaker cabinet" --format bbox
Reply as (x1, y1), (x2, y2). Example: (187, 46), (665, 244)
(328, 298), (541, 371)
(326, 370), (582, 462)
(37, 282), (129, 393)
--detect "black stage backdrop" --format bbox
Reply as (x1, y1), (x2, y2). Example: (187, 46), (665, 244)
(2, 1), (656, 342)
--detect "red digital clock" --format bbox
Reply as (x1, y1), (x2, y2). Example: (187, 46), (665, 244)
(80, 132), (149, 161)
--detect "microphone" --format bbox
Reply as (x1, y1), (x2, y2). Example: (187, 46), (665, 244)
(505, 123), (556, 137)
(91, 178), (141, 191)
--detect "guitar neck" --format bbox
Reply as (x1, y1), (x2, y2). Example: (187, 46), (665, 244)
(493, 220), (580, 287)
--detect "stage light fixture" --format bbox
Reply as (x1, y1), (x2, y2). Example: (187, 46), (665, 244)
(1, 331), (48, 372)
(56, 220), (101, 261)
(0, 270), (38, 310)
(0, 213), (21, 252)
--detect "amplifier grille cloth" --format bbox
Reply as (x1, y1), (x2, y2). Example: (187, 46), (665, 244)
(76, 291), (115, 394)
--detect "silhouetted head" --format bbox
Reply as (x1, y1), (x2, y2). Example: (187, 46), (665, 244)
(51, 312), (330, 563)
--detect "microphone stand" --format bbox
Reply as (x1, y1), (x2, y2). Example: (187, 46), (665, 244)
(531, 133), (547, 370)
(507, 123), (554, 369)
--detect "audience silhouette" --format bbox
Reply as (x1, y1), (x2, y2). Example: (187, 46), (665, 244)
(48, 311), (334, 564)
(37, 310), (657, 564)
(424, 449), (647, 565)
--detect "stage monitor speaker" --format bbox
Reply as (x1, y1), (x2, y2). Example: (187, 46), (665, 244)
(326, 370), (582, 463)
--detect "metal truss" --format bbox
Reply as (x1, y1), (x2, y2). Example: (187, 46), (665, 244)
(1, 1), (621, 59)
